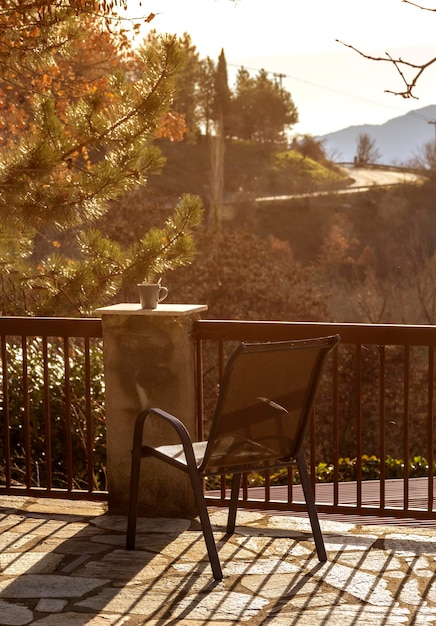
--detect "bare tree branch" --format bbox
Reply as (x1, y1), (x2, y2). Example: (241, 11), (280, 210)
(336, 38), (436, 99)
(403, 1), (436, 13)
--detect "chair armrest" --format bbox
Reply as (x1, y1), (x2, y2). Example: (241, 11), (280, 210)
(131, 407), (198, 468)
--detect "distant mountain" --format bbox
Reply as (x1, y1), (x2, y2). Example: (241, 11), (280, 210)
(317, 105), (436, 165)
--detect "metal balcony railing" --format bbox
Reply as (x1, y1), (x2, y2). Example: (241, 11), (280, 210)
(0, 317), (105, 500)
(194, 320), (436, 521)
(1, 316), (435, 521)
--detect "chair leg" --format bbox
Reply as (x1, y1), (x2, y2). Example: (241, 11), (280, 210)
(126, 445), (142, 550)
(227, 472), (241, 534)
(296, 450), (327, 562)
(189, 469), (223, 580)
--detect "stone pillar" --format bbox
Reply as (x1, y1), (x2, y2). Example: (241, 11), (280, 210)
(95, 303), (207, 517)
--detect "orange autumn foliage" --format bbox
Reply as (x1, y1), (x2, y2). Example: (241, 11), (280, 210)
(0, 2), (185, 148)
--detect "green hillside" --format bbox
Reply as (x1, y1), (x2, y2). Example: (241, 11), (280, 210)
(98, 138), (351, 257)
(146, 139), (348, 201)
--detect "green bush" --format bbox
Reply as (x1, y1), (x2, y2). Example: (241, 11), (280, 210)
(315, 454), (435, 482)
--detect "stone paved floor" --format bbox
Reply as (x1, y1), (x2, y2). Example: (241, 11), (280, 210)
(0, 496), (436, 625)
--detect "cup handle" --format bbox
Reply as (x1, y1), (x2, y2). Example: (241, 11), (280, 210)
(158, 286), (168, 303)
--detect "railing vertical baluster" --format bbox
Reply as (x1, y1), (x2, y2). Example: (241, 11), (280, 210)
(403, 345), (410, 510)
(332, 348), (339, 507)
(379, 345), (386, 510)
(42, 337), (52, 491)
(217, 340), (226, 501)
(64, 337), (73, 492)
(22, 336), (31, 489)
(196, 338), (204, 441)
(356, 344), (363, 510)
(264, 469), (270, 504)
(84, 337), (94, 493)
(427, 346), (434, 513)
(220, 474), (226, 500)
(1, 335), (11, 489)
(242, 472), (248, 501)
(287, 467), (293, 505)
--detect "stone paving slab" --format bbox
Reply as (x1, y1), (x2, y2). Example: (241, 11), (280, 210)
(0, 496), (436, 625)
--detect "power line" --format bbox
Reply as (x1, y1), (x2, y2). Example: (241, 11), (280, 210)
(227, 61), (435, 125)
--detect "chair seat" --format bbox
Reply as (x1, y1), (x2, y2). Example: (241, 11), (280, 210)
(151, 440), (295, 475)
(151, 440), (208, 467)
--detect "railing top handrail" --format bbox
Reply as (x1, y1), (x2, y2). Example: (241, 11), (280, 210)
(194, 319), (436, 346)
(2, 316), (436, 346)
(0, 317), (103, 338)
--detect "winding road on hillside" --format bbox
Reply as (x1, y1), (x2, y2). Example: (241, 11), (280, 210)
(342, 165), (423, 188)
(255, 165), (425, 202)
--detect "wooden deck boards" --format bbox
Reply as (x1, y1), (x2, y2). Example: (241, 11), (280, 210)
(207, 477), (436, 528)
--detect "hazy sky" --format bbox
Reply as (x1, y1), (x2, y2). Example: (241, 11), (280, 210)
(126, 0), (436, 136)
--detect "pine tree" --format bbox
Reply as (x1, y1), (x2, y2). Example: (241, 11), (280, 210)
(0, 1), (203, 316)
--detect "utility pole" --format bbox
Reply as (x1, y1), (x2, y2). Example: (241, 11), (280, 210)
(273, 72), (286, 91)
(427, 120), (436, 148)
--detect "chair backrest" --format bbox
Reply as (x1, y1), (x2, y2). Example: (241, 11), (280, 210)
(200, 335), (340, 475)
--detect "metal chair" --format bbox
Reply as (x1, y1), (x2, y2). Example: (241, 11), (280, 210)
(126, 334), (340, 580)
